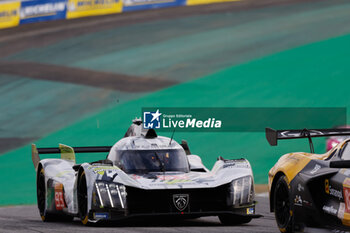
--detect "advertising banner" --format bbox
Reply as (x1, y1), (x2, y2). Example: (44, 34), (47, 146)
(0, 1), (20, 29)
(123, 0), (185, 12)
(19, 0), (67, 24)
(186, 0), (239, 6)
(66, 0), (122, 19)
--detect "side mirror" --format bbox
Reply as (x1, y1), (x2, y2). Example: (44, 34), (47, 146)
(330, 160), (350, 168)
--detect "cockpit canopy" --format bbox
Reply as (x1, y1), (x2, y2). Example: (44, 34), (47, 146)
(109, 148), (189, 174)
(107, 119), (190, 174)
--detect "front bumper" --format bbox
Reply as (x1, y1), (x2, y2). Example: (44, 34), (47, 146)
(89, 204), (261, 222)
(90, 182), (261, 222)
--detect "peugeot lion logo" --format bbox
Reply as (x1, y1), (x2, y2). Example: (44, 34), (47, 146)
(173, 194), (189, 211)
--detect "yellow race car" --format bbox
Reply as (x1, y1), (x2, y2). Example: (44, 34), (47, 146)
(266, 127), (350, 232)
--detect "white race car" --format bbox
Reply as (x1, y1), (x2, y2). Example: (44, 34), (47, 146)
(32, 119), (260, 225)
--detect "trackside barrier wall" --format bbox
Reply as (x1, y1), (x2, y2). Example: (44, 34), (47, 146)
(123, 0), (186, 12)
(0, 0), (240, 29)
(0, 1), (21, 29)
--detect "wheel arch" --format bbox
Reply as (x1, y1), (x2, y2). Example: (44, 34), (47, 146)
(76, 165), (97, 218)
(270, 171), (286, 212)
(36, 162), (44, 182)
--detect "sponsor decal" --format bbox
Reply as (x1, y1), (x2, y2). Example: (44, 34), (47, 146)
(223, 161), (249, 169)
(330, 188), (343, 200)
(247, 207), (254, 215)
(186, 0), (239, 6)
(54, 183), (66, 210)
(325, 179), (343, 200)
(297, 183), (304, 192)
(173, 194), (189, 211)
(130, 174), (142, 180)
(325, 179), (330, 194)
(343, 178), (350, 213)
(124, 0), (174, 6)
(294, 195), (302, 206)
(67, 0), (122, 19)
(310, 164), (321, 174)
(155, 174), (192, 184)
(55, 170), (72, 178)
(20, 0), (67, 24)
(95, 212), (109, 219)
(302, 199), (312, 207)
(323, 205), (337, 215)
(89, 166), (119, 175)
(132, 174), (194, 185)
(0, 1), (20, 29)
(340, 169), (350, 176)
(123, 0), (185, 11)
(143, 109), (222, 130)
(338, 202), (345, 219)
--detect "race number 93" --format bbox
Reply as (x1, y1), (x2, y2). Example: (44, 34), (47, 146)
(54, 183), (66, 210)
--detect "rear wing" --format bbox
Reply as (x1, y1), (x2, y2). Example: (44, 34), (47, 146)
(265, 128), (350, 153)
(31, 144), (111, 170)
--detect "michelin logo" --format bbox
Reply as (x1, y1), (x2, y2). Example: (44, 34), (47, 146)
(20, 2), (66, 19)
(143, 109), (162, 129)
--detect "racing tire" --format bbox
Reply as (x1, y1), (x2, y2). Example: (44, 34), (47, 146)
(218, 214), (252, 225)
(37, 167), (74, 222)
(274, 175), (294, 233)
(78, 171), (91, 226)
(37, 167), (55, 222)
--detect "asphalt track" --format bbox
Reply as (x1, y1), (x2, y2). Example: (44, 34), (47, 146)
(0, 194), (334, 233)
(0, 195), (279, 233)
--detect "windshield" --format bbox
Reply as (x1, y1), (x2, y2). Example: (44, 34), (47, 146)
(113, 149), (190, 174)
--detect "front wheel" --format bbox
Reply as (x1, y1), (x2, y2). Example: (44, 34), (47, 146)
(274, 175), (294, 233)
(218, 214), (252, 225)
(78, 171), (90, 225)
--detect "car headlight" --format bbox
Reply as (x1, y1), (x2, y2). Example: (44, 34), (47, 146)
(110, 189), (118, 195)
(94, 181), (127, 209)
(229, 176), (254, 206)
(109, 183), (116, 189)
(97, 182), (105, 188)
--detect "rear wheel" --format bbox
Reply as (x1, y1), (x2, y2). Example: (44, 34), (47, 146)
(37, 167), (55, 221)
(37, 167), (73, 222)
(274, 175), (294, 233)
(218, 214), (252, 225)
(78, 171), (90, 225)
